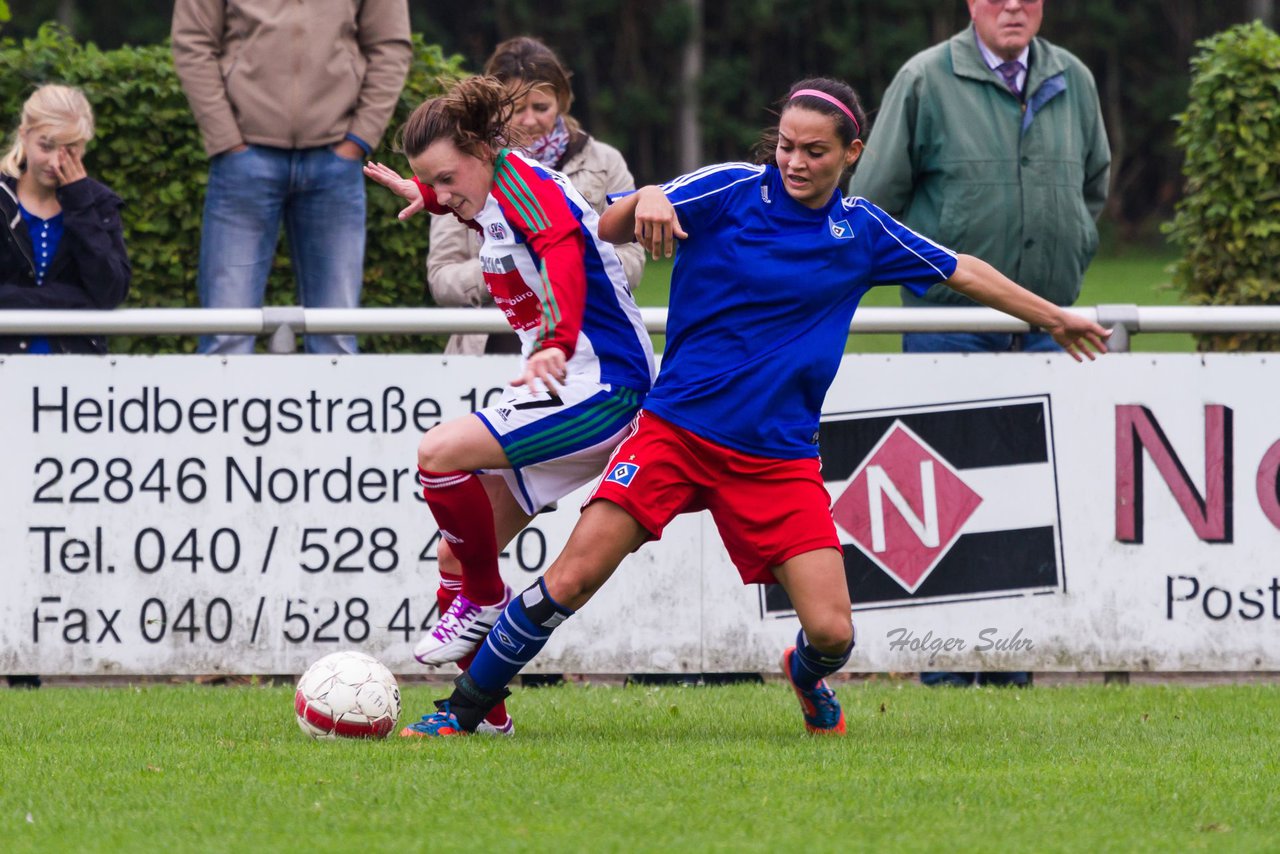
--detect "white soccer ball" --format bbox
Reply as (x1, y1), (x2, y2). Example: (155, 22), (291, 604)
(294, 650), (401, 739)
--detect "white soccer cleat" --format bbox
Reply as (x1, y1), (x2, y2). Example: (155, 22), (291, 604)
(475, 713), (515, 737)
(414, 586), (512, 666)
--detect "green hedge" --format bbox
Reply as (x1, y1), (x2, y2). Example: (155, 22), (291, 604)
(0, 24), (465, 353)
(1166, 21), (1280, 352)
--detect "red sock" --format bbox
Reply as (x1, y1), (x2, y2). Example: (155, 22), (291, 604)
(484, 701), (511, 727)
(418, 468), (504, 604)
(459, 649), (510, 726)
(436, 572), (462, 616)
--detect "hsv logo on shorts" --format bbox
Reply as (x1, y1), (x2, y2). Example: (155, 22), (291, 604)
(605, 462), (640, 487)
(763, 396), (1065, 615)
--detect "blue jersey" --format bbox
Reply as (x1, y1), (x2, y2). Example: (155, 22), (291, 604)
(645, 162), (958, 458)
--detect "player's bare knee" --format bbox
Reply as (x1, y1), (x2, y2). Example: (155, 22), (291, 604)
(543, 562), (605, 610)
(416, 430), (452, 472)
(804, 617), (855, 655)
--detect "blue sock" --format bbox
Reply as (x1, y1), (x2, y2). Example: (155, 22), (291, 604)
(468, 577), (574, 694)
(789, 628), (854, 691)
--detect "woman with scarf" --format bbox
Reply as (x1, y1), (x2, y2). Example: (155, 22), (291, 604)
(427, 36), (644, 355)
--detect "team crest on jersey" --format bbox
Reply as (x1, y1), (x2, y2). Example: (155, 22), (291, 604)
(488, 222), (508, 241)
(605, 462), (640, 487)
(828, 217), (854, 239)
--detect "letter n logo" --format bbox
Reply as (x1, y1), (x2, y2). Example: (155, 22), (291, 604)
(833, 421), (982, 593)
(1114, 404), (1233, 543)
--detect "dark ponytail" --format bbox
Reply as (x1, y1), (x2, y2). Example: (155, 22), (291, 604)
(754, 77), (867, 164)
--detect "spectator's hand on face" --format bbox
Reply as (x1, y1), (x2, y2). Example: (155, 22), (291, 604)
(55, 146), (87, 187)
(363, 160), (425, 221)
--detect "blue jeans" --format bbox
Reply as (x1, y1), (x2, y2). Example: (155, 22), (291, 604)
(906, 327), (1054, 686)
(903, 331), (1063, 354)
(197, 145), (366, 354)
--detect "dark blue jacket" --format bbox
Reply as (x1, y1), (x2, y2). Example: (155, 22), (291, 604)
(0, 173), (131, 353)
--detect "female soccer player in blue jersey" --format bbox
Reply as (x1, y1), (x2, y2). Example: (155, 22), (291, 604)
(365, 76), (655, 736)
(403, 77), (1108, 737)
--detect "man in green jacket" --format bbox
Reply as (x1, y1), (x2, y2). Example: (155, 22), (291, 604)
(851, 0), (1109, 317)
(850, 0), (1109, 686)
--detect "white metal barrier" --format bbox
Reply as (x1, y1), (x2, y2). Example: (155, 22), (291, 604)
(4, 305), (1280, 676)
(2, 305), (1280, 353)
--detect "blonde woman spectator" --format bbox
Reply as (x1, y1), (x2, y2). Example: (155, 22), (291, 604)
(0, 83), (130, 356)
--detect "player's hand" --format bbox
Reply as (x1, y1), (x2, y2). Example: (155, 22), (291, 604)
(633, 185), (686, 259)
(363, 160), (424, 221)
(514, 347), (568, 394)
(1048, 310), (1111, 362)
(54, 146), (88, 187)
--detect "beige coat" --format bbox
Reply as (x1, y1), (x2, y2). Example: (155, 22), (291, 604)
(172, 0), (411, 157)
(428, 137), (646, 355)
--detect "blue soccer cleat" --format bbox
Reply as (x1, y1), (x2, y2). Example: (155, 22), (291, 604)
(399, 702), (469, 738)
(781, 647), (847, 735)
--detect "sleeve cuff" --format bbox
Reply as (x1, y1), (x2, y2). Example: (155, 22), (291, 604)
(345, 133), (373, 156)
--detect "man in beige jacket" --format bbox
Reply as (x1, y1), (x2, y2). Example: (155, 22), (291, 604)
(173, 0), (411, 354)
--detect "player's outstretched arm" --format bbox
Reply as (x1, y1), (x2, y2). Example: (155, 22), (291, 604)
(945, 254), (1111, 362)
(598, 186), (687, 259)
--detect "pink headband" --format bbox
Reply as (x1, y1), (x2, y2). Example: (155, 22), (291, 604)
(789, 88), (860, 137)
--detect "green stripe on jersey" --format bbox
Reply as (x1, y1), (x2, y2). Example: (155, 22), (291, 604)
(495, 154), (549, 231)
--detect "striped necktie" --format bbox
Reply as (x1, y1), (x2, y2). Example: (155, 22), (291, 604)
(996, 60), (1023, 99)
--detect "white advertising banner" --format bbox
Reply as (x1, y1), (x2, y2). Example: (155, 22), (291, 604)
(2, 353), (1277, 675)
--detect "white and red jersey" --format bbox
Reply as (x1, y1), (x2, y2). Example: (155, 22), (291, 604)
(415, 149), (654, 392)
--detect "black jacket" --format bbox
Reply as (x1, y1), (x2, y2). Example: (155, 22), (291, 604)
(0, 174), (131, 354)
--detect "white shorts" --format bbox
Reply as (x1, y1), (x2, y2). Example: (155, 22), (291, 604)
(475, 375), (645, 515)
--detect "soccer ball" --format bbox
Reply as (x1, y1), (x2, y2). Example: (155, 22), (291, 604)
(294, 650), (401, 739)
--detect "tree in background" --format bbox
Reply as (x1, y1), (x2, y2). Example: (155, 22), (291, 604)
(1166, 21), (1280, 351)
(0, 1), (1274, 236)
(4, 0), (168, 47)
(414, 0), (1266, 239)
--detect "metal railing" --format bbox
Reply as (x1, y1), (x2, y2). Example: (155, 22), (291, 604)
(1, 305), (1280, 353)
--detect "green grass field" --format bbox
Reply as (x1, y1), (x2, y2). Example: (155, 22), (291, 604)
(637, 247), (1189, 354)
(3, 680), (1277, 851)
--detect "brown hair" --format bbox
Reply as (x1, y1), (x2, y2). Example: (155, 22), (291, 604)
(483, 36), (580, 134)
(754, 77), (867, 165)
(398, 75), (525, 160)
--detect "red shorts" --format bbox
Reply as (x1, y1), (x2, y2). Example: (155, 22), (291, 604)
(588, 411), (841, 585)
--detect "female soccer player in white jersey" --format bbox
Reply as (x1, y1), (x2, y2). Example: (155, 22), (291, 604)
(402, 77), (1108, 738)
(364, 76), (655, 735)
